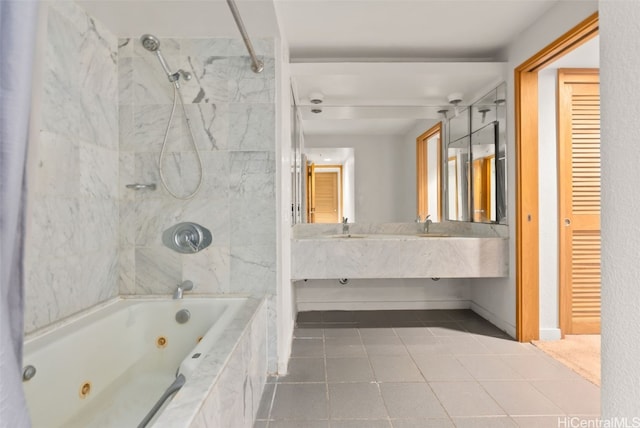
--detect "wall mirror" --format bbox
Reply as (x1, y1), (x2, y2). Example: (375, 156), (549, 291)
(445, 83), (507, 224)
(289, 62), (506, 225)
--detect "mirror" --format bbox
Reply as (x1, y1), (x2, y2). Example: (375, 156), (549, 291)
(445, 83), (507, 224)
(289, 63), (506, 224)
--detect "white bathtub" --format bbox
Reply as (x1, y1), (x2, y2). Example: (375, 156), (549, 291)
(22, 295), (266, 428)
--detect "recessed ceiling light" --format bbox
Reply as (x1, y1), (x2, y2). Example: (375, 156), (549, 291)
(311, 108), (322, 114)
(324, 158), (332, 162)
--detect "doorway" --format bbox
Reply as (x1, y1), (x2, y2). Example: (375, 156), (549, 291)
(306, 163), (343, 223)
(416, 122), (442, 222)
(515, 12), (599, 341)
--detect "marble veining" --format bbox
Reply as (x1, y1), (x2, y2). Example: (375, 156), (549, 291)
(292, 224), (509, 280)
(154, 297), (267, 428)
(26, 1), (119, 333)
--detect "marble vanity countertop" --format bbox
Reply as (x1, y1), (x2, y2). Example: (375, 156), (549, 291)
(291, 222), (509, 280)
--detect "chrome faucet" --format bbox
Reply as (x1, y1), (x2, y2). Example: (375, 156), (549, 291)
(417, 214), (432, 233)
(424, 214), (433, 234)
(173, 280), (194, 299)
(342, 217), (349, 235)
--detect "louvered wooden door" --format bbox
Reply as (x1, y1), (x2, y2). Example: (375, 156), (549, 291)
(314, 171), (340, 223)
(558, 69), (601, 335)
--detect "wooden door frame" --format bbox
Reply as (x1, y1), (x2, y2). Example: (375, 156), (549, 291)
(417, 122), (443, 221)
(515, 12), (598, 341)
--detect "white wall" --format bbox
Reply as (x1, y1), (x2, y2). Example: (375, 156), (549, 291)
(600, 1), (640, 419)
(296, 278), (470, 311)
(469, 0), (598, 338)
(537, 37), (599, 340)
(275, 35), (294, 375)
(305, 134), (410, 223)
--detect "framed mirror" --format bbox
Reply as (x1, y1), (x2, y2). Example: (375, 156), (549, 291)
(445, 83), (507, 224)
(290, 63), (506, 224)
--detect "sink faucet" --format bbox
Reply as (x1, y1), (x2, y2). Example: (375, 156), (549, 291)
(417, 214), (432, 233)
(173, 280), (194, 299)
(342, 217), (349, 235)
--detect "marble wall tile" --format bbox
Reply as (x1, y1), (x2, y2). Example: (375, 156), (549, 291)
(79, 251), (119, 302)
(118, 57), (133, 105)
(228, 104), (275, 151)
(229, 245), (276, 294)
(125, 104), (183, 152)
(79, 143), (119, 198)
(118, 38), (134, 59)
(266, 295), (278, 374)
(183, 103), (229, 151)
(133, 54), (180, 105)
(79, 92), (118, 149)
(77, 197), (118, 253)
(135, 246), (182, 294)
(118, 247), (136, 295)
(229, 151), (276, 246)
(119, 152), (135, 202)
(182, 246), (230, 294)
(28, 196), (80, 258)
(118, 105), (135, 151)
(32, 131), (80, 197)
(181, 55), (230, 104)
(24, 253), (81, 332)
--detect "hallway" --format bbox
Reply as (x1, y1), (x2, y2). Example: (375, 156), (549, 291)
(254, 310), (600, 427)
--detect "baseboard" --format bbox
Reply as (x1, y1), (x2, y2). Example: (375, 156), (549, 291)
(297, 300), (471, 312)
(470, 301), (516, 338)
(539, 328), (562, 341)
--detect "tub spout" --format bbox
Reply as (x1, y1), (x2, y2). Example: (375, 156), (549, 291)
(173, 280), (194, 299)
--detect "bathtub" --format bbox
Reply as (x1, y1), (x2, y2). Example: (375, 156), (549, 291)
(22, 295), (267, 428)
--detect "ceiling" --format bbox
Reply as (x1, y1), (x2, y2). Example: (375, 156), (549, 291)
(277, 0), (560, 137)
(275, 0), (560, 61)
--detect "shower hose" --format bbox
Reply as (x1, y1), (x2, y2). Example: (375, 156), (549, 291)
(158, 84), (204, 200)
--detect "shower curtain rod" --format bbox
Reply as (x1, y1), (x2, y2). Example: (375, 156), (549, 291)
(226, 0), (264, 73)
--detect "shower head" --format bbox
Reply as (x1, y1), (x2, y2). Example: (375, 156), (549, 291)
(140, 34), (160, 52)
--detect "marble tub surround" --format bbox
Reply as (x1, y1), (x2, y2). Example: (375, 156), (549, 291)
(154, 296), (267, 428)
(117, 36), (277, 297)
(292, 223), (508, 280)
(24, 1), (119, 333)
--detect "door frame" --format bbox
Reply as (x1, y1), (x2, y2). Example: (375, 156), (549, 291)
(416, 122), (443, 221)
(515, 12), (599, 342)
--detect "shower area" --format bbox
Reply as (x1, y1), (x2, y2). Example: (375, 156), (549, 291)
(22, 0), (280, 425)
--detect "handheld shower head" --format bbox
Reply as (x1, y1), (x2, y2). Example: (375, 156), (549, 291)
(139, 34), (182, 86)
(140, 34), (160, 52)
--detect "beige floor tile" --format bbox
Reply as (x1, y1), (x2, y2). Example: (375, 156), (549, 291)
(481, 381), (564, 416)
(413, 355), (474, 381)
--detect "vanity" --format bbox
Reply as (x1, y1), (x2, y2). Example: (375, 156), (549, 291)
(290, 66), (510, 286)
(291, 223), (508, 280)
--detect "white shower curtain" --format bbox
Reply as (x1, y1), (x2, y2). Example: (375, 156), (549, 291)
(0, 1), (39, 427)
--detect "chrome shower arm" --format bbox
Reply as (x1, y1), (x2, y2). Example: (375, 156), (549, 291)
(226, 0), (264, 73)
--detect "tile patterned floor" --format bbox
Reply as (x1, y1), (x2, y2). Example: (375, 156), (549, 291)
(254, 310), (600, 428)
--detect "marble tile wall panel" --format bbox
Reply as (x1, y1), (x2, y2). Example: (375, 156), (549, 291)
(24, 1), (119, 333)
(119, 35), (277, 298)
(187, 299), (268, 428)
